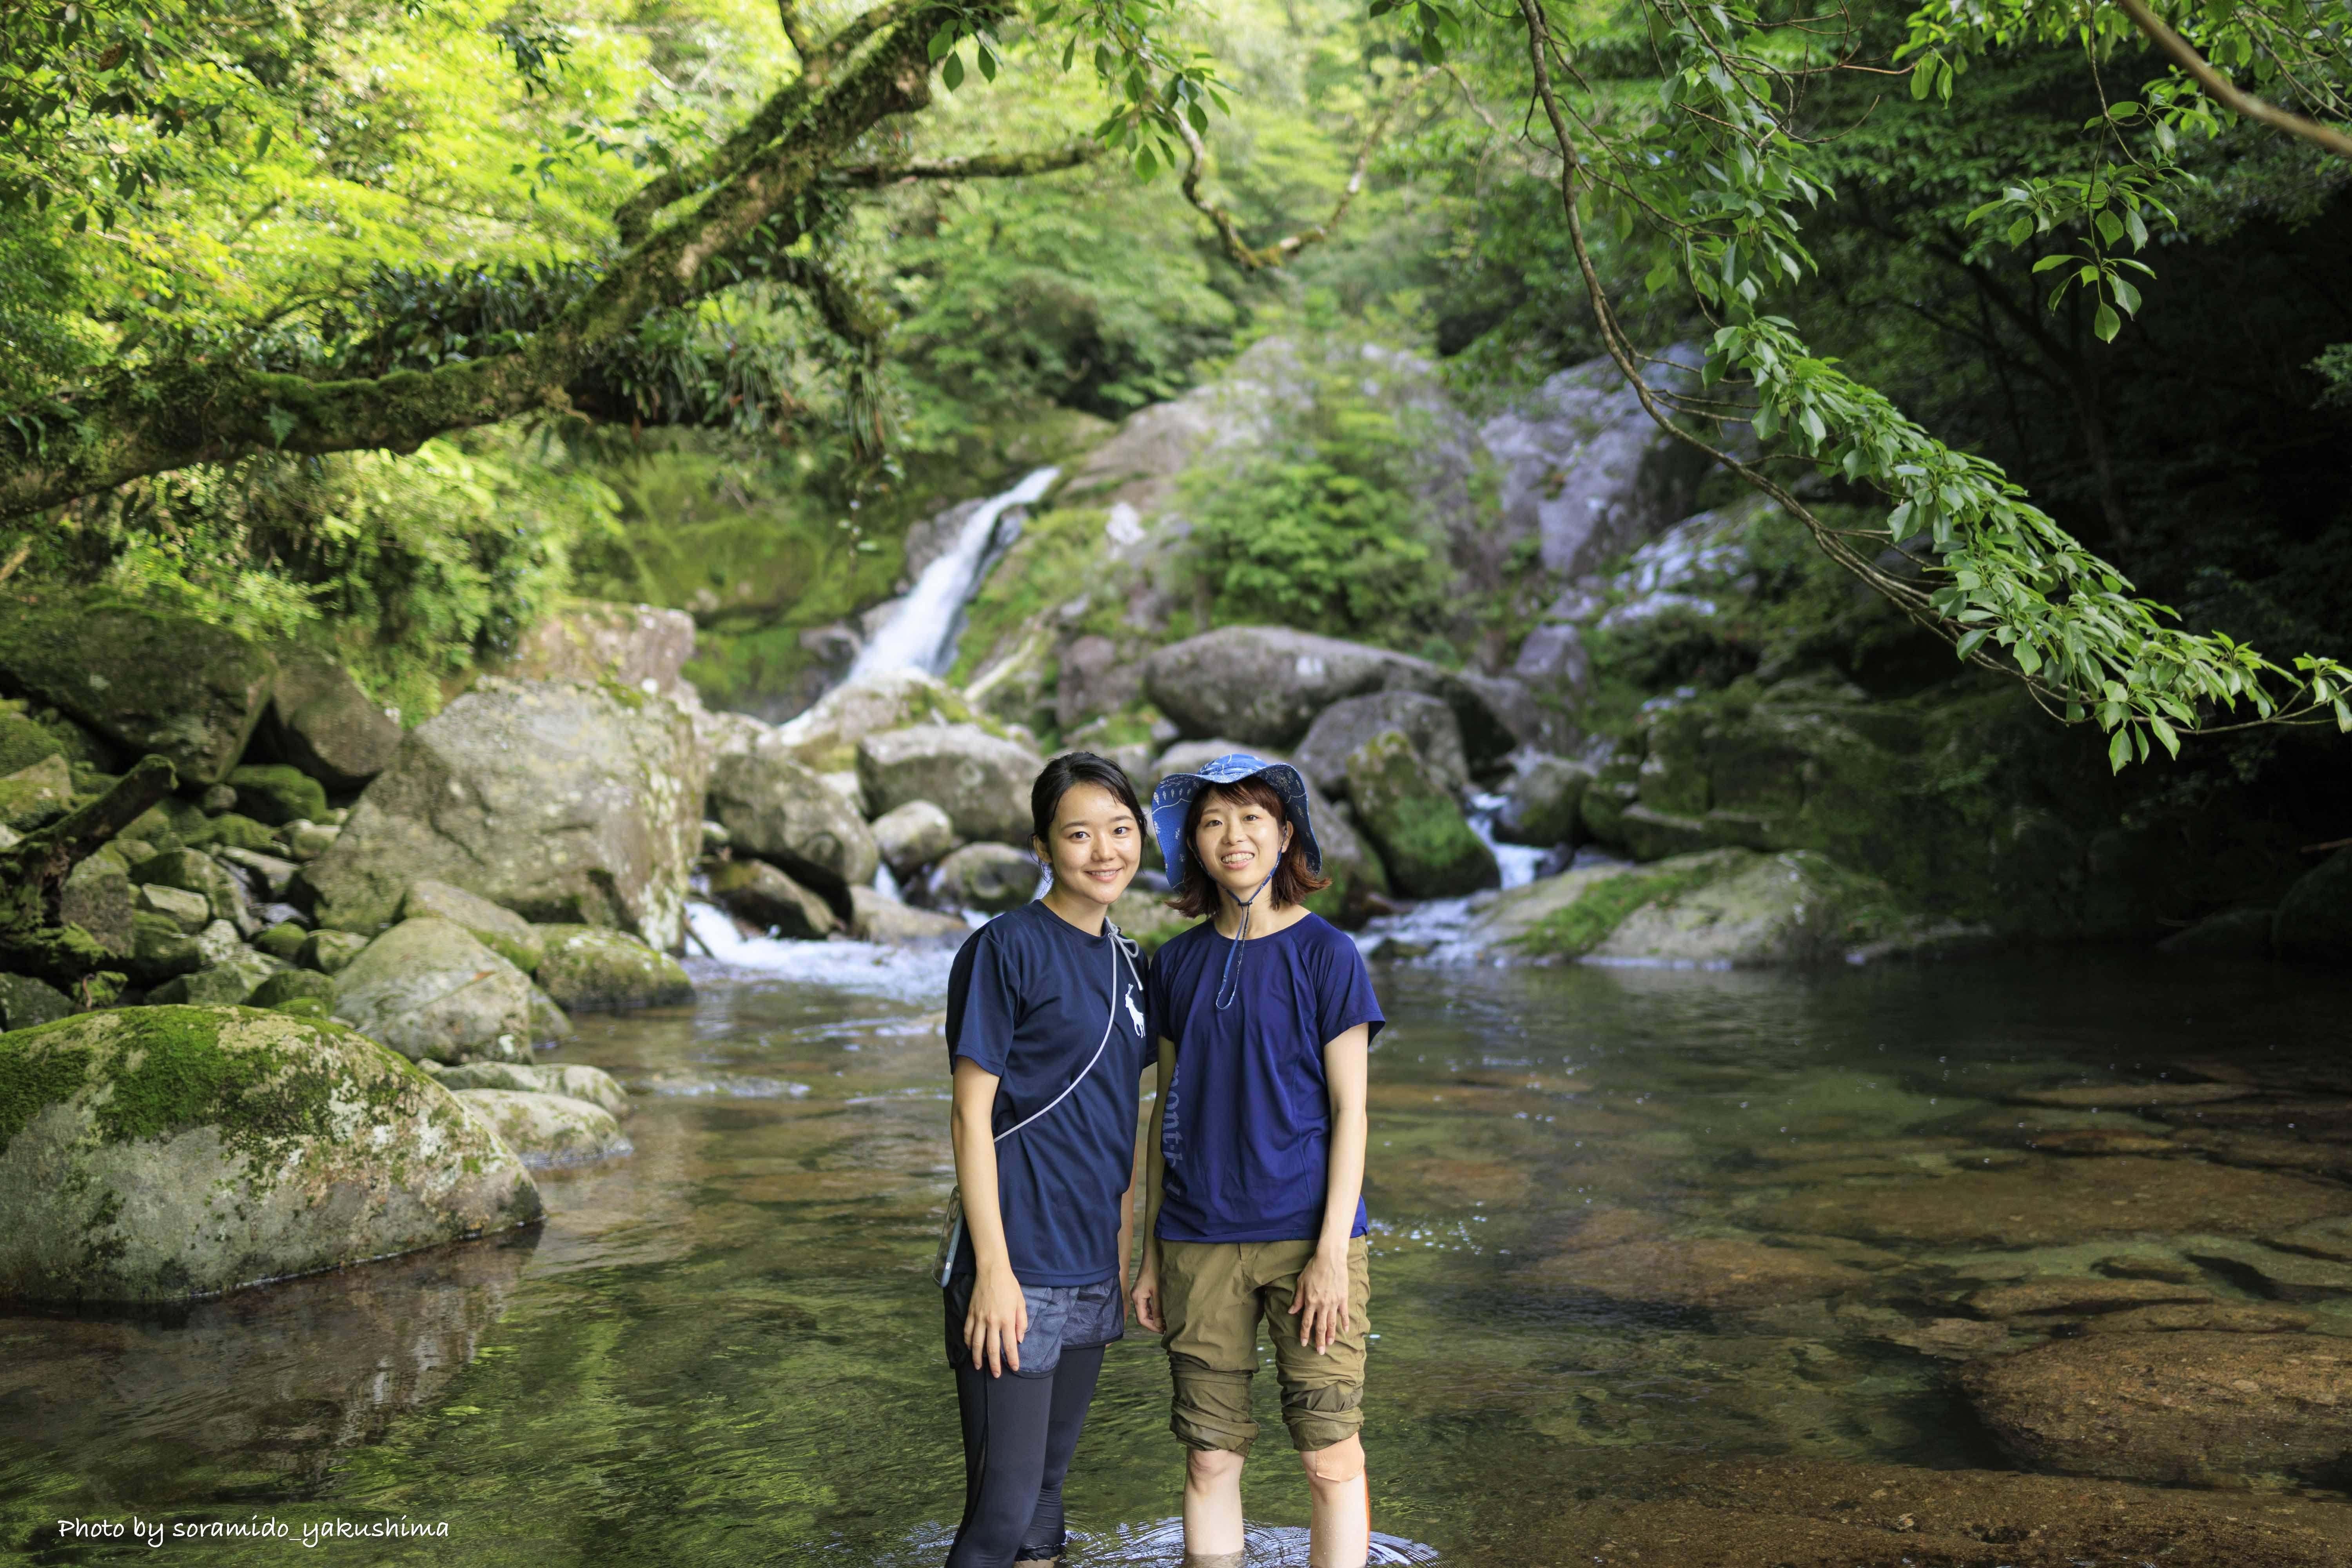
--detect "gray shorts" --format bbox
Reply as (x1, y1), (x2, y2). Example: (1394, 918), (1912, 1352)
(942, 1273), (1125, 1378)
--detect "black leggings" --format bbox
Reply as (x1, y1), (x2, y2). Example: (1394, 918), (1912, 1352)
(945, 1346), (1105, 1567)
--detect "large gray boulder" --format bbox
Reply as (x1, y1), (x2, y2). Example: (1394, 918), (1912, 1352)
(452, 1089), (630, 1168)
(930, 843), (1044, 913)
(494, 601), (697, 701)
(399, 879), (544, 972)
(1495, 754), (1593, 846)
(2274, 848), (2351, 964)
(770, 669), (984, 774)
(533, 924), (693, 1013)
(0, 602), (276, 786)
(704, 714), (879, 894)
(857, 724), (1041, 845)
(0, 1006), (540, 1302)
(330, 918), (535, 1065)
(1141, 627), (1515, 761)
(706, 859), (838, 939)
(1293, 692), (1468, 798)
(302, 679), (708, 951)
(1345, 730), (1497, 899)
(1964, 1332), (2352, 1486)
(871, 799), (962, 877)
(849, 886), (969, 944)
(1479, 349), (1708, 580)
(253, 650), (403, 793)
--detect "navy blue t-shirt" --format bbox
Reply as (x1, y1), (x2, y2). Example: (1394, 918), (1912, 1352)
(1148, 911), (1383, 1244)
(945, 900), (1153, 1285)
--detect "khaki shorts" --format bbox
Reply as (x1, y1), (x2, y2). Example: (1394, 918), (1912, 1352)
(1158, 1236), (1370, 1455)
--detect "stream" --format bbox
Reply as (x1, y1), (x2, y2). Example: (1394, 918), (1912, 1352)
(7, 946), (2348, 1564)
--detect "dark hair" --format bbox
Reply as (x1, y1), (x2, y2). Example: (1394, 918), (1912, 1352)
(1030, 751), (1146, 848)
(1168, 777), (1331, 918)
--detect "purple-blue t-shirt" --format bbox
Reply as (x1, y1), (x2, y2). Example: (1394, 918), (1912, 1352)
(1147, 911), (1383, 1244)
(946, 900), (1154, 1285)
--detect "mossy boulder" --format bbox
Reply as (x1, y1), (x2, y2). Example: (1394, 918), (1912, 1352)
(1294, 691), (1469, 798)
(186, 812), (281, 853)
(399, 879), (545, 972)
(302, 678), (708, 951)
(435, 1060), (630, 1118)
(251, 649), (402, 793)
(1585, 849), (1919, 967)
(330, 918), (535, 1064)
(0, 1005), (541, 1302)
(146, 950), (283, 1006)
(1495, 754), (1593, 847)
(134, 882), (211, 932)
(0, 710), (64, 777)
(706, 858), (838, 939)
(226, 763), (329, 827)
(129, 849), (249, 927)
(298, 929), (368, 974)
(533, 925), (693, 1013)
(452, 1089), (631, 1167)
(769, 668), (982, 774)
(0, 602), (277, 786)
(252, 920), (309, 962)
(247, 969), (336, 1011)
(1345, 729), (1497, 899)
(704, 713), (880, 893)
(0, 754), (74, 831)
(2274, 848), (2352, 965)
(0, 973), (73, 1031)
(58, 847), (137, 958)
(125, 913), (203, 983)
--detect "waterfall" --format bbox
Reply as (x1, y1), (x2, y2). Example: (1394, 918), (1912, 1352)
(847, 466), (1061, 680)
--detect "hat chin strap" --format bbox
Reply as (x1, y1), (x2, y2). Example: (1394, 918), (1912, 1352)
(1212, 848), (1282, 1011)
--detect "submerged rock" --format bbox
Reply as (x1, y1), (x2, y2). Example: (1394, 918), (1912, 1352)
(930, 842), (1043, 913)
(1527, 1234), (1878, 1310)
(856, 724), (1041, 845)
(399, 879), (544, 972)
(533, 924), (693, 1012)
(0, 1006), (540, 1302)
(704, 715), (880, 893)
(1142, 626), (1515, 760)
(870, 799), (962, 877)
(1345, 730), (1497, 899)
(1294, 692), (1468, 798)
(304, 678), (708, 950)
(453, 1089), (630, 1168)
(1964, 1332), (2352, 1486)
(330, 918), (534, 1064)
(706, 858), (838, 939)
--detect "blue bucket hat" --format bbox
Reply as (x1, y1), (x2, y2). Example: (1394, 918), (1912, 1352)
(1149, 753), (1323, 894)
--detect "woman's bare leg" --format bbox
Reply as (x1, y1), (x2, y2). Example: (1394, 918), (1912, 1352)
(1182, 1446), (1246, 1565)
(1301, 1436), (1368, 1568)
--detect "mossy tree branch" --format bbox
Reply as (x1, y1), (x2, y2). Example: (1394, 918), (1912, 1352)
(0, 755), (175, 993)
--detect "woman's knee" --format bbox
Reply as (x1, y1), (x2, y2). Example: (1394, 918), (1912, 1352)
(1185, 1445), (1245, 1485)
(1298, 1435), (1364, 1487)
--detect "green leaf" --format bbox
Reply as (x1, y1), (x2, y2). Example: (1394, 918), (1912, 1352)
(927, 24), (955, 62)
(1061, 37), (1076, 72)
(2108, 726), (2132, 772)
(942, 51), (963, 89)
(976, 45), (996, 82)
(2111, 277), (2141, 316)
(2093, 302), (2121, 342)
(263, 402), (297, 448)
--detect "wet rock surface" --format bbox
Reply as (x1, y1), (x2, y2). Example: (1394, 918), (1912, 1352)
(1964, 1332), (2352, 1486)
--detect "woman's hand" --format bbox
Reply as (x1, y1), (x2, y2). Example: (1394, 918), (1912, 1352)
(1288, 1244), (1351, 1355)
(1130, 1256), (1163, 1333)
(965, 1263), (1029, 1377)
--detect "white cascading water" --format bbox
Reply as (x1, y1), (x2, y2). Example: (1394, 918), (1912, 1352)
(846, 465), (1060, 679)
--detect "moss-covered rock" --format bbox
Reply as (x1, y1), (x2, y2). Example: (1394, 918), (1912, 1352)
(0, 601), (277, 786)
(125, 912), (203, 983)
(185, 812), (279, 852)
(532, 925), (693, 1012)
(0, 973), (73, 1030)
(251, 649), (403, 793)
(330, 918), (534, 1064)
(146, 951), (283, 1006)
(0, 710), (64, 777)
(129, 848), (249, 927)
(227, 763), (328, 827)
(253, 920), (309, 961)
(302, 678), (708, 951)
(1495, 754), (1592, 847)
(1586, 849), (1920, 967)
(436, 1060), (630, 1118)
(2274, 848), (2352, 965)
(0, 753), (74, 831)
(1345, 729), (1497, 899)
(247, 969), (336, 1010)
(58, 847), (136, 958)
(0, 1005), (540, 1302)
(399, 879), (544, 972)
(297, 929), (368, 975)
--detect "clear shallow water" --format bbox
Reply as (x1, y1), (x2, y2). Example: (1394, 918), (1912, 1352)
(5, 953), (2351, 1564)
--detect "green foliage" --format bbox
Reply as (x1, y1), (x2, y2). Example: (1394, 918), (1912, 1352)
(1180, 351), (1452, 648)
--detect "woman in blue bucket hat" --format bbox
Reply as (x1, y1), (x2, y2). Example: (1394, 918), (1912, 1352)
(1132, 753), (1383, 1568)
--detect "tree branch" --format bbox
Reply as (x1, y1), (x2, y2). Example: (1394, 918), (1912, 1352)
(775, 0), (817, 62)
(826, 141), (1105, 186)
(2110, 0), (2352, 161)
(1180, 67), (1436, 270)
(0, 1), (993, 520)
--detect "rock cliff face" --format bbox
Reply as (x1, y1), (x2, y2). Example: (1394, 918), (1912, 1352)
(303, 679), (708, 949)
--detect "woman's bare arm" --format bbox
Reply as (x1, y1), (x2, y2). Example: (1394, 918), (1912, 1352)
(1290, 1022), (1370, 1354)
(1129, 1034), (1177, 1331)
(952, 1056), (1028, 1376)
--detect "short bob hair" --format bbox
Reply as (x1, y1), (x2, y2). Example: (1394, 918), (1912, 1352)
(1030, 751), (1146, 848)
(1168, 776), (1330, 919)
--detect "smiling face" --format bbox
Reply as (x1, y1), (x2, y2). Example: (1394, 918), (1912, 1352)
(1190, 783), (1295, 906)
(1034, 781), (1142, 911)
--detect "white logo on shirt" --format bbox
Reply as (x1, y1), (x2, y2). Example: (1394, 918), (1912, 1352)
(1123, 990), (1145, 1037)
